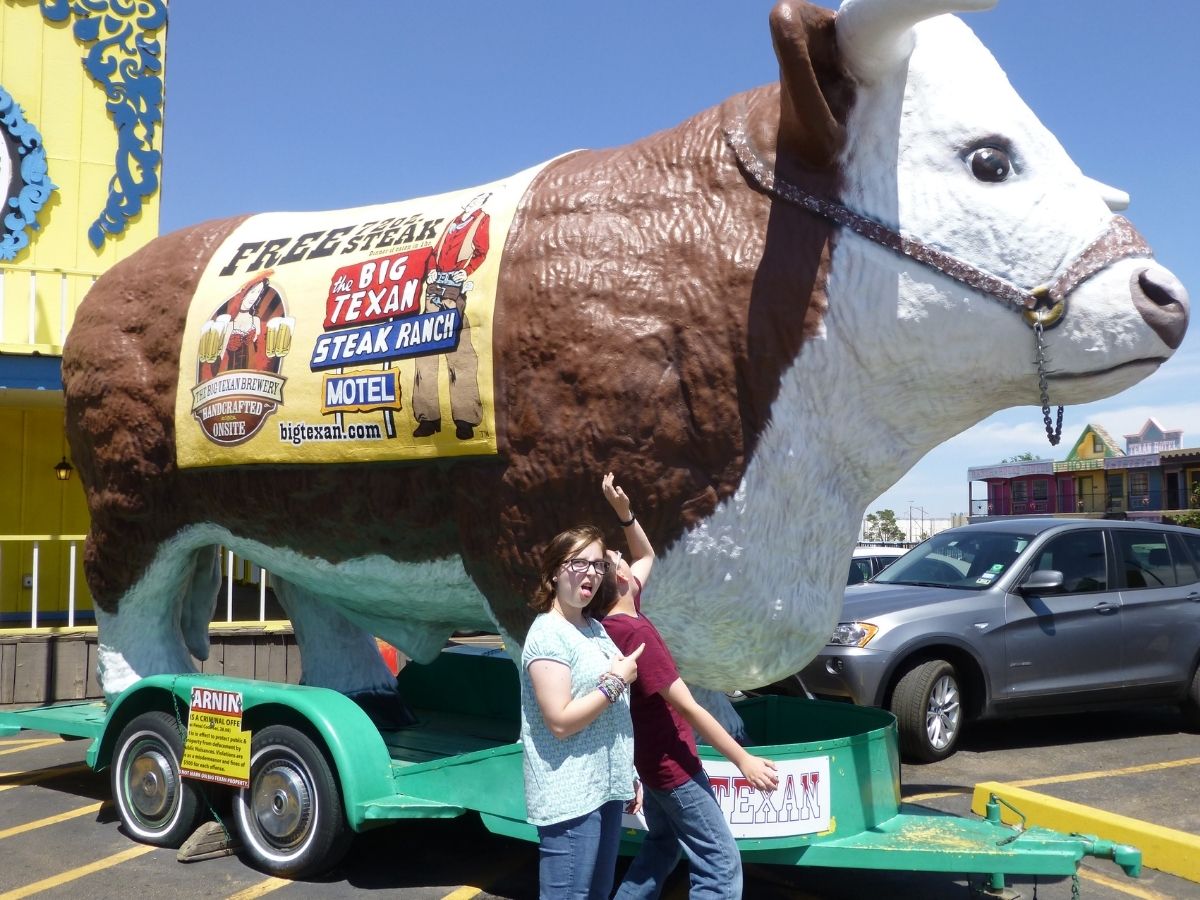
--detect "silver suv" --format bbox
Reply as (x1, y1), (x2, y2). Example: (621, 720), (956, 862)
(801, 518), (1200, 762)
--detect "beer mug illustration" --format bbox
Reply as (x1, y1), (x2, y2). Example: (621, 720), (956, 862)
(199, 314), (232, 363)
(265, 316), (295, 358)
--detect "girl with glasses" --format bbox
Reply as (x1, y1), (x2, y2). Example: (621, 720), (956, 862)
(519, 523), (646, 899)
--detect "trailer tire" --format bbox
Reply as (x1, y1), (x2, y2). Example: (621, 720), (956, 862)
(111, 711), (204, 847)
(890, 659), (962, 763)
(234, 724), (350, 878)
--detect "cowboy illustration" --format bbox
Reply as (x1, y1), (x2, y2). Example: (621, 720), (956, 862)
(411, 191), (490, 440)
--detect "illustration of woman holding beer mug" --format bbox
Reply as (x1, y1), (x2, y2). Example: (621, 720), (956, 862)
(198, 275), (293, 377)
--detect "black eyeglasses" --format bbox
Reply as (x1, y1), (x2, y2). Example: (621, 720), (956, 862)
(562, 559), (612, 575)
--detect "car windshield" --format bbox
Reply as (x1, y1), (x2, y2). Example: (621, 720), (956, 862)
(873, 530), (1034, 590)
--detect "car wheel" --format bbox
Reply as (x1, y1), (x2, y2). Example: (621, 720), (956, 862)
(233, 724), (351, 878)
(1182, 664), (1200, 732)
(890, 660), (962, 763)
(110, 711), (205, 847)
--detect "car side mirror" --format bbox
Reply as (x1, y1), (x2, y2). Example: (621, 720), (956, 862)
(1019, 569), (1064, 594)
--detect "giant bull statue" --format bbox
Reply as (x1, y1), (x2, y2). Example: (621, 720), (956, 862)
(65, 0), (1188, 706)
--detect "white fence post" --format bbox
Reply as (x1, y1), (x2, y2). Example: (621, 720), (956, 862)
(30, 540), (40, 628)
(226, 548), (235, 623)
(68, 541), (78, 627)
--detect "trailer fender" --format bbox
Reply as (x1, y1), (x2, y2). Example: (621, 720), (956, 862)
(92, 675), (397, 829)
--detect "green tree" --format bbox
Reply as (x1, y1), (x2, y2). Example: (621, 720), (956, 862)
(1000, 451), (1040, 463)
(1167, 484), (1200, 529)
(864, 509), (906, 543)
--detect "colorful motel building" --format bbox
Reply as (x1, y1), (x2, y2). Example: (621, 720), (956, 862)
(1, 1), (167, 629)
(968, 418), (1200, 523)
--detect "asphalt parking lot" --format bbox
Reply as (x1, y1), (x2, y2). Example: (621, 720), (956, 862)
(1, 704), (1198, 899)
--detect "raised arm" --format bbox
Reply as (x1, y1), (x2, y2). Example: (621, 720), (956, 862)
(602, 471), (655, 586)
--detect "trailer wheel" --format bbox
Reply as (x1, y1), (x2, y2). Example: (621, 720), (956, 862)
(233, 725), (350, 878)
(890, 659), (962, 763)
(111, 711), (204, 847)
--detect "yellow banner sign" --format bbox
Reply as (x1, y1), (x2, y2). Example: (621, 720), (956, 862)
(174, 162), (549, 467)
(180, 687), (250, 788)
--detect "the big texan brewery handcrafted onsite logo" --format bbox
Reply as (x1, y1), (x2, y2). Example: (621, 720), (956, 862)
(191, 275), (294, 445)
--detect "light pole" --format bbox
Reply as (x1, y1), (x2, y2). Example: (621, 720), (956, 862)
(907, 501), (914, 543)
(914, 505), (928, 540)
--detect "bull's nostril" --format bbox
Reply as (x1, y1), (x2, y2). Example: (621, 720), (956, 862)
(1131, 266), (1189, 350)
(1138, 267), (1188, 309)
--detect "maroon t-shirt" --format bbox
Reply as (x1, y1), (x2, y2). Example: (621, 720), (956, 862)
(602, 583), (702, 790)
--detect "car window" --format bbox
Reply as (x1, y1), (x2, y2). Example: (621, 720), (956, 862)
(1168, 533), (1200, 585)
(1114, 530), (1177, 589)
(1031, 530), (1107, 593)
(847, 558), (871, 585)
(1176, 531), (1200, 579)
(874, 556), (900, 576)
(874, 531), (1032, 590)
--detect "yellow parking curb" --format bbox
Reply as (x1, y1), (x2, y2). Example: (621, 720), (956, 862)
(971, 781), (1200, 883)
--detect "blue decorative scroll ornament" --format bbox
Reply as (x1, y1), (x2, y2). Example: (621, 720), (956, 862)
(0, 87), (57, 261)
(30, 0), (167, 249)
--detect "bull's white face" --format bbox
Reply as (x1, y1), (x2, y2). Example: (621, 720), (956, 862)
(650, 12), (1186, 690)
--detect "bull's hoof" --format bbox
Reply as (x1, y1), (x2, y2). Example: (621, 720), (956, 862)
(412, 419), (441, 438)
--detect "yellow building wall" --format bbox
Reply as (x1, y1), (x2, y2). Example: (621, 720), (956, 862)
(0, 404), (91, 621)
(1, 3), (166, 623)
(1074, 430), (1105, 461)
(0, 2), (165, 351)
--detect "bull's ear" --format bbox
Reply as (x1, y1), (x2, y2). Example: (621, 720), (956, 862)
(770, 0), (851, 170)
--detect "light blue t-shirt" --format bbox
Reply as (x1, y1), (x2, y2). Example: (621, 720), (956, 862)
(520, 612), (635, 826)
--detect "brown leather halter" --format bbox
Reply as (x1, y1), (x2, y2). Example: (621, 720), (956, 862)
(723, 121), (1155, 445)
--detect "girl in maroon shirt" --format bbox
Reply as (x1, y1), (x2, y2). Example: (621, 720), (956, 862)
(599, 473), (778, 899)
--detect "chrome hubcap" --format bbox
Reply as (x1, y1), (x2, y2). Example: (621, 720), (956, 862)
(925, 675), (961, 750)
(129, 746), (176, 821)
(252, 759), (312, 847)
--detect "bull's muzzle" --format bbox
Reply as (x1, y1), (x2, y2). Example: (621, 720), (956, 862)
(1131, 266), (1189, 350)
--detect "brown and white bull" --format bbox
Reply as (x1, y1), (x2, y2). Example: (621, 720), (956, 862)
(65, 0), (1188, 706)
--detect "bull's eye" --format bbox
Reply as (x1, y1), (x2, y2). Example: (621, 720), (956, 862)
(969, 146), (1012, 183)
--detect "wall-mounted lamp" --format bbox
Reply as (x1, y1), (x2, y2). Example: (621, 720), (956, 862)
(54, 456), (74, 482)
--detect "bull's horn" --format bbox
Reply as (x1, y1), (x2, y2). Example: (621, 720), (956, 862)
(837, 0), (997, 83)
(1086, 176), (1130, 212)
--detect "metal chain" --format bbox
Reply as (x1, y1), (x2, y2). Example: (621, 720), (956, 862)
(169, 675), (187, 740)
(1072, 872), (1081, 899)
(1034, 320), (1064, 446)
(168, 675), (231, 839)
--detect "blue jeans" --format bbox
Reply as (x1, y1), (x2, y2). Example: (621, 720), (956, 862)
(614, 771), (742, 899)
(536, 799), (624, 900)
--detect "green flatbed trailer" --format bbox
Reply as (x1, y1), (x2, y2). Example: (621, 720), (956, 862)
(0, 646), (1141, 889)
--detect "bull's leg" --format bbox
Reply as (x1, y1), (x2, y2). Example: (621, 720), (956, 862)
(95, 542), (219, 701)
(180, 545), (221, 661)
(273, 578), (415, 727)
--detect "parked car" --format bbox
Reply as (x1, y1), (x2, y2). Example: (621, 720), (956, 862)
(801, 519), (1200, 762)
(848, 545), (909, 585)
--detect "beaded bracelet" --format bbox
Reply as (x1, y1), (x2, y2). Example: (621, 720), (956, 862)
(597, 672), (627, 703)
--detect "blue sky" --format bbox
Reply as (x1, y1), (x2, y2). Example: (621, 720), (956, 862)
(159, 1), (1199, 520)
